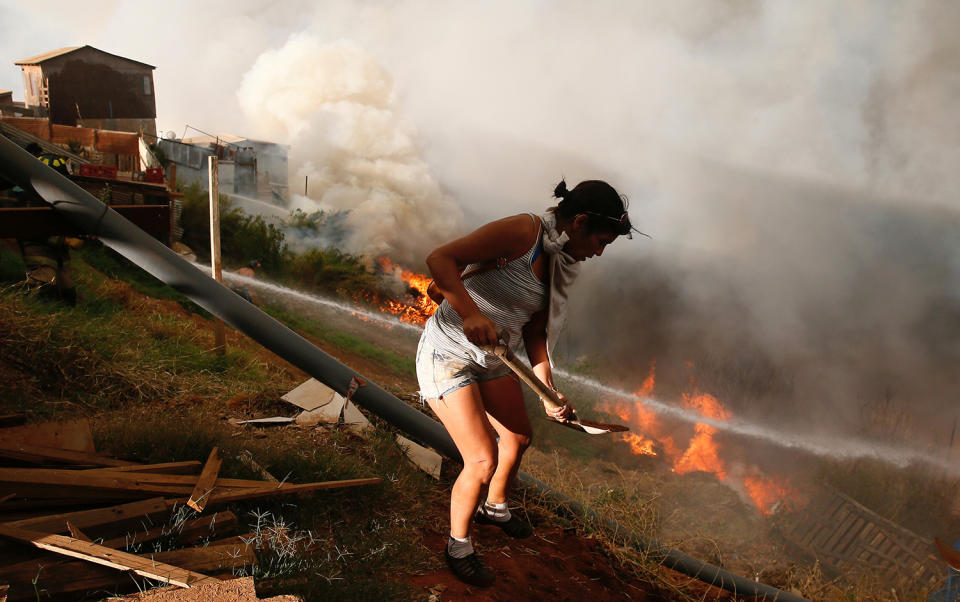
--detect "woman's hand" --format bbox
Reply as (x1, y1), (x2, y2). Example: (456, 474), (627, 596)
(543, 390), (574, 422)
(462, 312), (500, 348)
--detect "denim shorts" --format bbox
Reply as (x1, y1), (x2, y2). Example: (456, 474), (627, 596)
(415, 338), (512, 400)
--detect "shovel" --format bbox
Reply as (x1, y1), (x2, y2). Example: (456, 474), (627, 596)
(487, 343), (629, 435)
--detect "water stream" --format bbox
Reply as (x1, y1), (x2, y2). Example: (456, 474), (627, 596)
(219, 267), (959, 477)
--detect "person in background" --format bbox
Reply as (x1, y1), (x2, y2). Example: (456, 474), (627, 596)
(418, 179), (641, 586)
(16, 143), (77, 304)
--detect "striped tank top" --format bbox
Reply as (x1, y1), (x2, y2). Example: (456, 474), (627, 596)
(422, 214), (548, 367)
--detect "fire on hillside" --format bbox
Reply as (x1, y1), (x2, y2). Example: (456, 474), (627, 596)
(377, 257), (438, 324)
(358, 259), (802, 516)
(603, 362), (805, 516)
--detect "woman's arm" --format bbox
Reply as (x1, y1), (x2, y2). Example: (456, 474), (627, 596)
(522, 308), (573, 420)
(426, 215), (537, 347)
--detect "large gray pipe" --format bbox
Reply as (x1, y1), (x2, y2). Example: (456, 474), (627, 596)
(0, 135), (805, 601)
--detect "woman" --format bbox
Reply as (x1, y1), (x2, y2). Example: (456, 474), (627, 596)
(417, 179), (637, 586)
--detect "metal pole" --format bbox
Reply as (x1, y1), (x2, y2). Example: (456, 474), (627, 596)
(208, 156), (226, 353)
(0, 135), (806, 601)
(304, 175), (308, 196)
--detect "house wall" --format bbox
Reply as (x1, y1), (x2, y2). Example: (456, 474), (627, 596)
(19, 65), (44, 108)
(24, 47), (156, 134)
(78, 118), (156, 138)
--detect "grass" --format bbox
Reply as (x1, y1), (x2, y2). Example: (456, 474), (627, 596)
(0, 245), (442, 600)
(4, 240), (954, 600)
(88, 411), (439, 600)
(75, 241), (211, 316)
(262, 304), (415, 377)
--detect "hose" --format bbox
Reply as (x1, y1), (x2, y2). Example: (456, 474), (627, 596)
(0, 134), (807, 601)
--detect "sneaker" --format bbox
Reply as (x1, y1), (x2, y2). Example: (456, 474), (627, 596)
(475, 507), (533, 538)
(445, 548), (495, 587)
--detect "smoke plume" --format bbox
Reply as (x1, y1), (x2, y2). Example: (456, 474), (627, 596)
(236, 34), (463, 267)
(2, 1), (959, 444)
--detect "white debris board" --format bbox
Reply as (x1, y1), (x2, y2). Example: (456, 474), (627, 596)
(396, 435), (441, 479)
(342, 400), (373, 434)
(296, 394), (346, 426)
(281, 378), (338, 412)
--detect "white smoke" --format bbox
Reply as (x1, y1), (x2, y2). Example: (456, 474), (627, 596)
(2, 1), (959, 436)
(236, 34), (462, 267)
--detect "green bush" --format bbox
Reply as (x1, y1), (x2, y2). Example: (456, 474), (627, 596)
(177, 184), (395, 303)
(178, 182), (288, 274)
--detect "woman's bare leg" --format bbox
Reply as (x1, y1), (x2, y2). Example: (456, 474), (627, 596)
(478, 374), (532, 505)
(426, 383), (498, 539)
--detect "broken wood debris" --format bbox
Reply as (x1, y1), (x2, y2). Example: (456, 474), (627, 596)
(237, 449), (278, 482)
(230, 416), (296, 427)
(0, 419), (381, 600)
(187, 447), (222, 512)
(0, 523), (221, 588)
(0, 439), (137, 467)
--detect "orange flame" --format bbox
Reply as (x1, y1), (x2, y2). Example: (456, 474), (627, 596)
(346, 257), (438, 326)
(622, 432), (658, 456)
(602, 363), (798, 515)
(378, 257), (438, 325)
(743, 474), (800, 516)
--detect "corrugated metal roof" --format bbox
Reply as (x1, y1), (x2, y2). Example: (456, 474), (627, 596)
(181, 133), (248, 145)
(15, 45), (155, 69)
(181, 133), (287, 148)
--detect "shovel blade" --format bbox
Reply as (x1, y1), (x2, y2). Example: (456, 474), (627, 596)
(548, 414), (630, 435)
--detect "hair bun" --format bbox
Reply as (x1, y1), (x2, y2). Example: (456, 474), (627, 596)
(553, 180), (569, 199)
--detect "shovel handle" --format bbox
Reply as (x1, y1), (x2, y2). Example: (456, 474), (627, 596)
(488, 344), (564, 410)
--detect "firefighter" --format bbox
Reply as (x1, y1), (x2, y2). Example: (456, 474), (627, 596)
(17, 143), (77, 305)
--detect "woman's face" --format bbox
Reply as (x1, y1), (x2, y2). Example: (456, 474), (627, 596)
(563, 215), (620, 261)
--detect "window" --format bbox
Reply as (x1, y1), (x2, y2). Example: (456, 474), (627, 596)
(142, 75), (151, 95)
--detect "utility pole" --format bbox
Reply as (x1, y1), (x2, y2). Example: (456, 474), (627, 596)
(209, 156), (226, 354)
(304, 175), (308, 196)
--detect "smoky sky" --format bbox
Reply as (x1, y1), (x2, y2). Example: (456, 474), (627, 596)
(2, 1), (959, 440)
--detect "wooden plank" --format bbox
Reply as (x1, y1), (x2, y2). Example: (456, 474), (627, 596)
(62, 470), (284, 490)
(100, 511), (238, 550)
(193, 477), (382, 505)
(61, 468), (276, 490)
(0, 439), (136, 467)
(5, 497), (170, 536)
(0, 499), (108, 516)
(834, 516), (866, 556)
(237, 450), (277, 483)
(818, 506), (853, 553)
(187, 447), (222, 513)
(0, 419), (95, 452)
(0, 523), (219, 588)
(83, 461), (202, 475)
(65, 521), (91, 541)
(0, 414), (27, 428)
(0, 536), (247, 584)
(0, 535), (252, 600)
(0, 467), (194, 499)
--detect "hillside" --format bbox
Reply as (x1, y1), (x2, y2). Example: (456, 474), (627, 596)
(0, 242), (739, 601)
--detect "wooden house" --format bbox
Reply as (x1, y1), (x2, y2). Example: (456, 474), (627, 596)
(15, 46), (157, 137)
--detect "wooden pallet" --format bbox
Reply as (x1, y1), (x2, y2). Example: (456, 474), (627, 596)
(783, 487), (941, 586)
